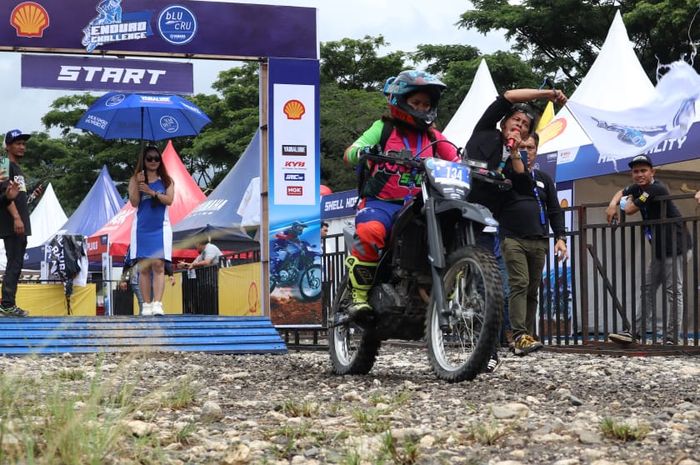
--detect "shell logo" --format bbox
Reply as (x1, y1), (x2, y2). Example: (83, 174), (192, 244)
(537, 117), (567, 147)
(10, 2), (50, 38)
(283, 99), (305, 120)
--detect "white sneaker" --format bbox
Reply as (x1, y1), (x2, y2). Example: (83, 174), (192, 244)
(141, 302), (154, 316)
(152, 301), (164, 316)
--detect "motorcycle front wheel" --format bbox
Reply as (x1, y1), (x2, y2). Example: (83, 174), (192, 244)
(426, 246), (501, 382)
(328, 275), (380, 375)
(299, 264), (322, 301)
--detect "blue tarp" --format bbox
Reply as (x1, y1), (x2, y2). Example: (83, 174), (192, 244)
(22, 166), (124, 269)
(172, 132), (260, 251)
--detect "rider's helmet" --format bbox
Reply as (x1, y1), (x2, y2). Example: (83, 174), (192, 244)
(383, 70), (447, 130)
(289, 221), (306, 235)
(502, 103), (538, 136)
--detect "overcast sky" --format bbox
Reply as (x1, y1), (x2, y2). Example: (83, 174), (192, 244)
(0, 0), (509, 134)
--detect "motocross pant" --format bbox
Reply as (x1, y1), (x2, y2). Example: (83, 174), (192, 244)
(350, 198), (403, 263)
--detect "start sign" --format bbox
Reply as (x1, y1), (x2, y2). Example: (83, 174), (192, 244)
(21, 54), (194, 94)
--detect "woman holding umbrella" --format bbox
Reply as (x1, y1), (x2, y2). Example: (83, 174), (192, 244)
(128, 145), (174, 316)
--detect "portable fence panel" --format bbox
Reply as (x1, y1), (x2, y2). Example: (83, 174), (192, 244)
(320, 196), (700, 347)
(181, 266), (219, 315)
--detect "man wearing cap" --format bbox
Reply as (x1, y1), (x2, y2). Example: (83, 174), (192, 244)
(0, 129), (32, 317)
(606, 154), (692, 344)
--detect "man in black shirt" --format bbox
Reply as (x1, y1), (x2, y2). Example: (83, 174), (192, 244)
(606, 154), (691, 344)
(499, 133), (567, 355)
(0, 129), (32, 317)
(465, 88), (567, 359)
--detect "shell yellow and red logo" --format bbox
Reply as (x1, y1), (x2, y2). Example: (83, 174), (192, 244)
(283, 99), (306, 120)
(537, 117), (567, 147)
(10, 2), (50, 38)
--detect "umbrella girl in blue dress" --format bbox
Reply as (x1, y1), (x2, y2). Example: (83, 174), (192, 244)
(128, 145), (175, 316)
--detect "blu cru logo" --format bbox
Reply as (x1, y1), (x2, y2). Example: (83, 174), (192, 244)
(158, 5), (197, 45)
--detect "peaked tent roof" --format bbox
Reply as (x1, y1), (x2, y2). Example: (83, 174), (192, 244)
(537, 11), (657, 180)
(443, 59), (499, 150)
(0, 183), (68, 270)
(89, 140), (206, 258)
(60, 165), (125, 237)
(173, 131), (260, 251)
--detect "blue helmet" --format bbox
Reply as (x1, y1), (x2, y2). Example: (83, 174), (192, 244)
(383, 70), (447, 129)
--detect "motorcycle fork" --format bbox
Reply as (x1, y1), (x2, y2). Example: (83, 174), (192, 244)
(424, 198), (449, 330)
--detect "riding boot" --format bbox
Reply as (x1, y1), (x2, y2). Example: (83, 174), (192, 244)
(345, 256), (377, 318)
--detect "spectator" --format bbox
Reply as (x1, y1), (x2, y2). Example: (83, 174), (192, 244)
(0, 130), (35, 317)
(465, 88), (567, 366)
(321, 221), (329, 239)
(128, 145), (174, 316)
(695, 190), (700, 204)
(498, 133), (567, 356)
(343, 70), (458, 320)
(180, 239), (223, 270)
(0, 179), (19, 208)
(606, 154), (692, 344)
(118, 247), (144, 315)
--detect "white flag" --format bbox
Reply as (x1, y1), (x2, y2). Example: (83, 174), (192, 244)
(567, 60), (700, 162)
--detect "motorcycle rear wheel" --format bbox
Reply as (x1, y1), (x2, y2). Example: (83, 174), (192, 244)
(426, 247), (501, 382)
(329, 275), (380, 375)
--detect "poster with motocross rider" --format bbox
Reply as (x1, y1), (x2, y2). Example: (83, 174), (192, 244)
(267, 58), (322, 324)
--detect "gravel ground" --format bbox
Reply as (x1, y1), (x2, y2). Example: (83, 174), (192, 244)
(1, 346), (699, 464)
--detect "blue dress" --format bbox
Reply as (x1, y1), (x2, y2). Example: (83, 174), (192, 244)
(130, 178), (172, 261)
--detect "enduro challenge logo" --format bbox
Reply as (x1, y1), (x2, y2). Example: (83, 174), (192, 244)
(82, 0), (153, 53)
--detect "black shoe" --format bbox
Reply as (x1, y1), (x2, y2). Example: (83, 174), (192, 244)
(608, 331), (635, 344)
(0, 305), (28, 317)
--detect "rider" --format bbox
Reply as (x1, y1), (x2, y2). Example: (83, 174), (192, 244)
(271, 221), (306, 274)
(343, 70), (459, 318)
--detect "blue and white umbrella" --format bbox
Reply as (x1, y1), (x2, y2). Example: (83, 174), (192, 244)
(76, 92), (211, 141)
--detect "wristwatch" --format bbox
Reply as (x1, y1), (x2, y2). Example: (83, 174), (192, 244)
(512, 153), (521, 160)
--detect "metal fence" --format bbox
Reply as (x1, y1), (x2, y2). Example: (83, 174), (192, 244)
(321, 193), (700, 348)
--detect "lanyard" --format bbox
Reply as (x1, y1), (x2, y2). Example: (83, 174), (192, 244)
(400, 133), (422, 204)
(531, 170), (546, 226)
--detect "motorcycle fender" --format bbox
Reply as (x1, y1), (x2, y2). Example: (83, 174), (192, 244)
(424, 197), (446, 269)
(434, 199), (498, 228)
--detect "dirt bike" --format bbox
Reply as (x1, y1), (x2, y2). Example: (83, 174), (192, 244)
(270, 240), (323, 301)
(329, 145), (510, 382)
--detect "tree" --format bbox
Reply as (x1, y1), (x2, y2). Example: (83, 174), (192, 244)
(320, 35), (406, 91)
(319, 83), (387, 192)
(458, 0), (699, 88)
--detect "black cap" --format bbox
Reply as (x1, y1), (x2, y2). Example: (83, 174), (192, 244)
(5, 129), (31, 146)
(628, 154), (653, 168)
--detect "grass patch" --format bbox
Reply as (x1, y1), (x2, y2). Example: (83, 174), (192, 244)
(163, 376), (197, 410)
(467, 420), (509, 445)
(377, 431), (420, 465)
(600, 417), (650, 441)
(56, 368), (86, 381)
(352, 408), (391, 434)
(280, 399), (319, 417)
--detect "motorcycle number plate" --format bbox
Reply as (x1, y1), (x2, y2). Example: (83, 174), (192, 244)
(428, 160), (470, 189)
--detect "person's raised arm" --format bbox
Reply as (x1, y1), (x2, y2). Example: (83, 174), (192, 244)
(504, 88), (567, 105)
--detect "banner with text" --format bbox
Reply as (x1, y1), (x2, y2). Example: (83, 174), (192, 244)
(1, 1), (316, 59)
(268, 58), (321, 325)
(21, 54), (193, 94)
